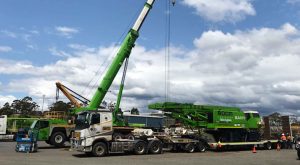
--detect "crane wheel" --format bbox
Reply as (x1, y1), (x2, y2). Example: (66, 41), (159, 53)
(50, 132), (66, 148)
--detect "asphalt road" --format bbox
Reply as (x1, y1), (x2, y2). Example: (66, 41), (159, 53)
(0, 141), (299, 165)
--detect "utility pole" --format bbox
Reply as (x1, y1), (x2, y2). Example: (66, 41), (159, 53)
(42, 94), (45, 112)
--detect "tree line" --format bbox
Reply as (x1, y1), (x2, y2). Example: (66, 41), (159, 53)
(0, 96), (72, 117)
(0, 96), (140, 117)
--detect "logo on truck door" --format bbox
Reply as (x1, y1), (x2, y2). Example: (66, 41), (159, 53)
(103, 127), (112, 131)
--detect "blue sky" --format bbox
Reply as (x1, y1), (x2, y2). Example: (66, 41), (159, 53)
(1, 0), (300, 115)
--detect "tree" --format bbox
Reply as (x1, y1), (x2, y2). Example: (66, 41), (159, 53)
(11, 96), (39, 117)
(49, 101), (72, 113)
(130, 107), (139, 115)
(0, 102), (13, 116)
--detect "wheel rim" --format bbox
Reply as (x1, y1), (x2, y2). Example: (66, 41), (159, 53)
(199, 144), (205, 152)
(186, 144), (195, 152)
(136, 143), (145, 153)
(95, 146), (105, 155)
(55, 135), (63, 143)
(151, 142), (160, 152)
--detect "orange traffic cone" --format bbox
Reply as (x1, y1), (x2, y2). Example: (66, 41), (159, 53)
(252, 145), (257, 153)
(277, 143), (281, 151)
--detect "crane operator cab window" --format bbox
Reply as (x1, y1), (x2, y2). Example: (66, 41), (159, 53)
(245, 113), (251, 120)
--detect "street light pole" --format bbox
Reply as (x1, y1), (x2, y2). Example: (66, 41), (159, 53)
(42, 95), (45, 112)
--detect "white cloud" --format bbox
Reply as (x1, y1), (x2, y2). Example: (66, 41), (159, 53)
(55, 26), (79, 38)
(0, 95), (16, 107)
(287, 0), (300, 4)
(1, 23), (300, 115)
(182, 0), (256, 22)
(0, 46), (12, 52)
(1, 30), (17, 38)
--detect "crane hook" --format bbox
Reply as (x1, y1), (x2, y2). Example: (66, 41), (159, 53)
(172, 0), (176, 6)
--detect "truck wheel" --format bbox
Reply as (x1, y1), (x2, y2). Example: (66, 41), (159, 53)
(197, 142), (206, 152)
(92, 142), (107, 157)
(134, 141), (146, 155)
(264, 142), (272, 150)
(148, 140), (162, 154)
(50, 132), (66, 148)
(185, 143), (195, 153)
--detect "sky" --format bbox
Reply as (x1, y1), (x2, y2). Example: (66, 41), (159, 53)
(1, 0), (300, 116)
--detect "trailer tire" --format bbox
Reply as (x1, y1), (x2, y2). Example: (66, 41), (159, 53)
(92, 142), (107, 157)
(148, 140), (162, 154)
(197, 142), (206, 152)
(264, 142), (272, 150)
(134, 141), (147, 155)
(185, 143), (195, 153)
(50, 132), (66, 147)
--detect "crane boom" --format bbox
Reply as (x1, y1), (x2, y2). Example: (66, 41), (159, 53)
(56, 82), (82, 108)
(87, 0), (155, 109)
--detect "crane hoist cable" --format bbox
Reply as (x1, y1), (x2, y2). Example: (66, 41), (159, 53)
(165, 0), (175, 102)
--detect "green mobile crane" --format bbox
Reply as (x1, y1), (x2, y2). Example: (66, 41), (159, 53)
(148, 102), (278, 150)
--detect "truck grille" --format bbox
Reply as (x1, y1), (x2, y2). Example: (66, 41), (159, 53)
(74, 132), (81, 140)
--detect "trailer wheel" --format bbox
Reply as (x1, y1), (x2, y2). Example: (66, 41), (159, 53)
(134, 141), (146, 155)
(185, 143), (195, 153)
(92, 142), (107, 157)
(148, 140), (162, 154)
(264, 142), (272, 150)
(197, 142), (206, 152)
(50, 132), (66, 147)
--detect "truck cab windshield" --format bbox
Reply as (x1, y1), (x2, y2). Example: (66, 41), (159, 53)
(75, 112), (90, 130)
